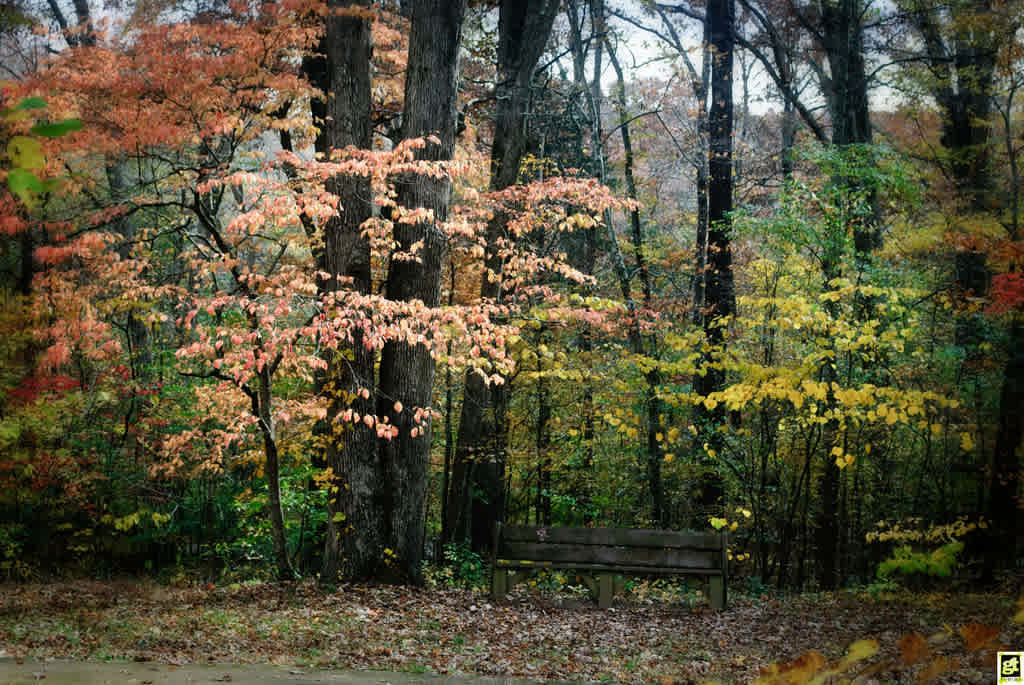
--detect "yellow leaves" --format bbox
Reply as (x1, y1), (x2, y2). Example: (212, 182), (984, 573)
(865, 517), (984, 544)
(562, 212), (597, 230)
(103, 509), (169, 531)
(1014, 597), (1024, 624)
(959, 432), (975, 453)
(703, 397), (719, 411)
(754, 651), (825, 684)
(709, 517), (727, 530)
(754, 639), (878, 685)
(830, 445), (856, 470)
(788, 390), (804, 410)
(8, 135), (45, 171)
(151, 512), (171, 527)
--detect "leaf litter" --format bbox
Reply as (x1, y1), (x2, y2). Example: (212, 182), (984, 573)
(0, 580), (1016, 684)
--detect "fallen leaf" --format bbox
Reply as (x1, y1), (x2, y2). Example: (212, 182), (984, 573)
(899, 632), (929, 665)
(917, 655), (957, 684)
(959, 622), (998, 651)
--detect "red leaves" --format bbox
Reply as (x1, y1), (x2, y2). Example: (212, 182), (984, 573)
(990, 272), (1024, 313)
(4, 374), (79, 407)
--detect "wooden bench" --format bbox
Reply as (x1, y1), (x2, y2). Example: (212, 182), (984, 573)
(489, 523), (727, 609)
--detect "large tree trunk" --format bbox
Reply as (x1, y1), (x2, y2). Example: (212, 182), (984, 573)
(693, 0), (735, 517)
(446, 0), (558, 553)
(305, 0), (378, 584)
(376, 0), (466, 585)
(986, 319), (1024, 573)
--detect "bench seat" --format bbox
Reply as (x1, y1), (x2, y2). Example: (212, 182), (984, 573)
(490, 523), (727, 609)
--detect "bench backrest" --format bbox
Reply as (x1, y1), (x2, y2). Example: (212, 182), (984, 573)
(493, 524), (726, 573)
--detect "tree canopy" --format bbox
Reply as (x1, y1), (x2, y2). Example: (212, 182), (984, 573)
(0, 0), (1022, 601)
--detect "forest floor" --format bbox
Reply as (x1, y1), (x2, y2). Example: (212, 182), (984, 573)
(0, 579), (1018, 684)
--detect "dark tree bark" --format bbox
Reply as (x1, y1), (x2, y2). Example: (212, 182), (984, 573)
(376, 0), (466, 585)
(987, 320), (1024, 573)
(446, 0), (559, 554)
(908, 0), (997, 213)
(307, 0), (378, 584)
(254, 363), (294, 580)
(693, 0), (735, 517)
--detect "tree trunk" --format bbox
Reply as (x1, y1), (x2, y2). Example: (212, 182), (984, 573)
(693, 0), (735, 516)
(255, 365), (294, 580)
(376, 0), (466, 585)
(813, 0), (874, 590)
(985, 319), (1024, 575)
(306, 0), (379, 584)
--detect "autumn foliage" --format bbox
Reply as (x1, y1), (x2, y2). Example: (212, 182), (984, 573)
(0, 0), (1020, 648)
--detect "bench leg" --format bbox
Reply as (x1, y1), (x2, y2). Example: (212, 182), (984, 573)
(598, 573), (613, 609)
(709, 575), (725, 610)
(491, 568), (508, 599)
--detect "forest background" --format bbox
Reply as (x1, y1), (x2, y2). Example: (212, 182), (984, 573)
(1, 0), (1023, 607)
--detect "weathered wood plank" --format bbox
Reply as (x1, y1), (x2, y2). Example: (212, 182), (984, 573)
(709, 575), (725, 610)
(498, 541), (719, 570)
(598, 573), (613, 609)
(491, 567), (507, 597)
(492, 560), (724, 575)
(498, 525), (723, 550)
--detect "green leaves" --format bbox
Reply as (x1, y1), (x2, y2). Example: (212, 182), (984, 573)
(6, 168), (44, 206)
(30, 118), (82, 138)
(2, 97), (80, 207)
(13, 96), (47, 111)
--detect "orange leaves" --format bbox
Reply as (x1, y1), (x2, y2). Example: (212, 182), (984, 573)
(754, 650), (825, 684)
(959, 622), (999, 651)
(33, 0), (321, 163)
(917, 655), (957, 683)
(756, 619), (1004, 685)
(899, 631), (930, 666)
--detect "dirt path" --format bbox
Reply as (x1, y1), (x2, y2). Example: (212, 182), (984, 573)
(0, 659), (555, 685)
